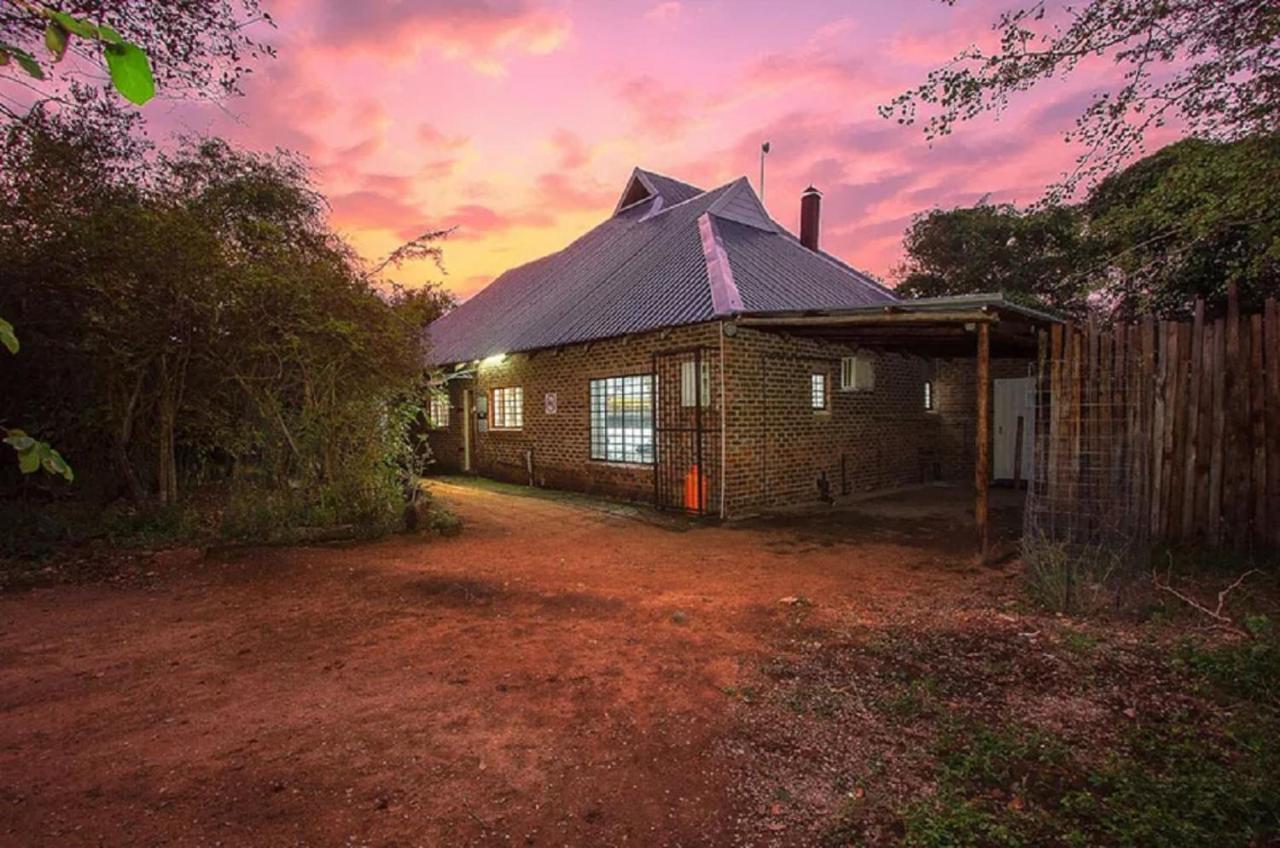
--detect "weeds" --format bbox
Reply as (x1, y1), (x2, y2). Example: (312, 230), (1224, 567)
(895, 711), (1280, 847)
(810, 613), (1280, 847)
(1021, 534), (1129, 614)
(878, 676), (938, 719)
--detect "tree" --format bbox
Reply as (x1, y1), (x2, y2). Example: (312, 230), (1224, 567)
(1084, 135), (1280, 318)
(0, 108), (447, 529)
(883, 0), (1280, 197)
(895, 201), (1089, 315)
(893, 135), (1280, 319)
(1, 0), (273, 117)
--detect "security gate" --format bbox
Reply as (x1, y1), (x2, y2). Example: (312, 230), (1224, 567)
(653, 348), (722, 515)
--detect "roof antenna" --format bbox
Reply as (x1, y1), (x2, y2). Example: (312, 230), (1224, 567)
(759, 141), (771, 203)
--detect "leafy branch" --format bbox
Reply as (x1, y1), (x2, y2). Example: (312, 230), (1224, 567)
(2, 1), (155, 105)
(1, 315), (73, 482)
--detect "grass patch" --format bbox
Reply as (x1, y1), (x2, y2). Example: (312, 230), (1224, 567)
(833, 634), (1280, 848)
(877, 676), (938, 720)
(1061, 630), (1100, 655)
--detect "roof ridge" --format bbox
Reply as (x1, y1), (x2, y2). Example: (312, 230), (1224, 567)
(698, 213), (742, 315)
(707, 177), (778, 233)
(639, 179), (736, 222)
(635, 167), (703, 190)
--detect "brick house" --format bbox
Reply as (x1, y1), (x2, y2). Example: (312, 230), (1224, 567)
(425, 168), (1055, 532)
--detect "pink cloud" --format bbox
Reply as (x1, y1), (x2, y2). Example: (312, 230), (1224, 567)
(549, 129), (590, 170)
(437, 204), (555, 240)
(309, 0), (571, 75)
(616, 75), (696, 137)
(329, 190), (427, 240)
(644, 2), (682, 23)
(416, 124), (470, 151)
(532, 172), (616, 214)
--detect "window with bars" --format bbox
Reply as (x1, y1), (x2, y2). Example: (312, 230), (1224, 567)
(590, 375), (653, 464)
(490, 386), (523, 430)
(924, 380), (935, 411)
(429, 394), (450, 428)
(811, 373), (828, 410)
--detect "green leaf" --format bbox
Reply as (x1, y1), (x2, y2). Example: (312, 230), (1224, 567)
(0, 42), (44, 80)
(17, 447), (39, 474)
(46, 11), (100, 39)
(5, 433), (35, 452)
(5, 431), (73, 481)
(104, 42), (154, 105)
(44, 22), (69, 62)
(48, 449), (73, 482)
(0, 317), (17, 354)
(96, 24), (127, 46)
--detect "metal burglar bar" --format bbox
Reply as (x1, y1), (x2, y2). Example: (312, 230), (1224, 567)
(653, 347), (722, 515)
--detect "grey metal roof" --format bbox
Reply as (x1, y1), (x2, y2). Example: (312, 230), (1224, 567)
(716, 218), (898, 312)
(425, 169), (897, 365)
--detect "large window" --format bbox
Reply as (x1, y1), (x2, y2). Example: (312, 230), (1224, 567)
(590, 375), (653, 464)
(490, 386), (523, 430)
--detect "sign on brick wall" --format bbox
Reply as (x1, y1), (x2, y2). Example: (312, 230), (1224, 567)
(545, 392), (558, 415)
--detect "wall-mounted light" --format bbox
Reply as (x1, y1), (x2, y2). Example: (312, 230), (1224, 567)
(481, 353), (506, 367)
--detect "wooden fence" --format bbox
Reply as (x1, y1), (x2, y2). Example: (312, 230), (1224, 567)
(1025, 288), (1280, 552)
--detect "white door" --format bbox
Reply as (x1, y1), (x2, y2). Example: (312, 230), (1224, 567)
(993, 377), (1035, 482)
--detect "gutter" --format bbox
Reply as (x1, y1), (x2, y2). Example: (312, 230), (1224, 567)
(736, 309), (1000, 328)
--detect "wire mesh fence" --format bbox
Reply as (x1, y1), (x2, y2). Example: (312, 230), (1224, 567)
(1024, 290), (1280, 555)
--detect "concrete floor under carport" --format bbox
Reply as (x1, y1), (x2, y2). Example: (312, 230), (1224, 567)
(730, 482), (1026, 560)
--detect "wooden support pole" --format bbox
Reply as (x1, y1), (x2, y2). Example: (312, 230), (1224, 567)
(976, 322), (992, 562)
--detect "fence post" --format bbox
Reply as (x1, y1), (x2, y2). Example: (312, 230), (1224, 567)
(976, 322), (991, 562)
(1267, 298), (1280, 548)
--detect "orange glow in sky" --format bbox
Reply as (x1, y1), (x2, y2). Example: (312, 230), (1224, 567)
(152, 0), (1183, 301)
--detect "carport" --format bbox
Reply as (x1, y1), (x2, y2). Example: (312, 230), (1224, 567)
(736, 293), (1061, 561)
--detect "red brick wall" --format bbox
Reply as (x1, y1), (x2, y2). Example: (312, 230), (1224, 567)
(426, 319), (1030, 517)
(721, 327), (946, 514)
(426, 323), (719, 503)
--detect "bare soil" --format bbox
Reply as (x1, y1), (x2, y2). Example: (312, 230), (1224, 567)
(0, 481), (1035, 846)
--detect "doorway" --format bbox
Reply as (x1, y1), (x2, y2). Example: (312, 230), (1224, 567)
(993, 377), (1034, 483)
(652, 347), (721, 515)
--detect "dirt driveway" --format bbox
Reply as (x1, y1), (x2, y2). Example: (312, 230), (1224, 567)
(0, 480), (1013, 847)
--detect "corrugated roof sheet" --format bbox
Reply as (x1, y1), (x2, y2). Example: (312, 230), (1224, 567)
(716, 218), (897, 311)
(425, 169), (896, 365)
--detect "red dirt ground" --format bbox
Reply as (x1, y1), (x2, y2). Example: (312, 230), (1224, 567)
(0, 481), (1015, 847)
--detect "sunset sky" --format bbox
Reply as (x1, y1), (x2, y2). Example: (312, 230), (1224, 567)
(150, 0), (1182, 300)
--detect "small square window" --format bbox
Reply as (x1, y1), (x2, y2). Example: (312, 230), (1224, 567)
(811, 373), (828, 410)
(490, 386), (523, 429)
(840, 355), (875, 391)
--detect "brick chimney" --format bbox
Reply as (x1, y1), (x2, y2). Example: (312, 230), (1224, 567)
(800, 185), (822, 251)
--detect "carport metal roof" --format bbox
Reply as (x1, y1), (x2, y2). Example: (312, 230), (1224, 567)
(734, 293), (1061, 358)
